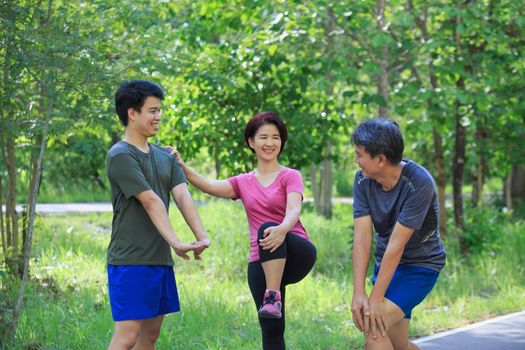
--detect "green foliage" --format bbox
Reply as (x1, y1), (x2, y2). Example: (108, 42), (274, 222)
(41, 127), (112, 198)
(456, 204), (520, 255)
(334, 169), (354, 197)
(155, 1), (361, 175)
(3, 0), (524, 212)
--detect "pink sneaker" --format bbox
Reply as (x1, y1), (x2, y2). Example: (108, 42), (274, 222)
(258, 290), (282, 319)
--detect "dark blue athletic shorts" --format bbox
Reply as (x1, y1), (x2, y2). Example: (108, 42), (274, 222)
(372, 264), (439, 319)
(108, 265), (180, 321)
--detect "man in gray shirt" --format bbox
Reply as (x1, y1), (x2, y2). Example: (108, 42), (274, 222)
(350, 119), (446, 350)
(106, 80), (209, 350)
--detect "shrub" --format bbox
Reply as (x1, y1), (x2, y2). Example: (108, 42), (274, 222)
(460, 204), (516, 254)
(334, 170), (353, 197)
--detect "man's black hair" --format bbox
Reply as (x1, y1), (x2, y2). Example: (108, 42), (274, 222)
(115, 80), (164, 126)
(351, 118), (404, 164)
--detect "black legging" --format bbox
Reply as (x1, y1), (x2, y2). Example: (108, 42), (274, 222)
(247, 222), (317, 350)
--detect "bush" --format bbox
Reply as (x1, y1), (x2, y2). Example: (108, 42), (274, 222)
(460, 204), (515, 254)
(334, 170), (353, 197)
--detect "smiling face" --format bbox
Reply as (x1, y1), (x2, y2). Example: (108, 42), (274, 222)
(248, 123), (282, 162)
(354, 145), (383, 178)
(128, 96), (162, 138)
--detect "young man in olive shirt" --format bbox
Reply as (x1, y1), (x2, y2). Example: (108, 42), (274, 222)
(106, 80), (209, 350)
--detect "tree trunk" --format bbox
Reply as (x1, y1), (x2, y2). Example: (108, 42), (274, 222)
(511, 165), (525, 203)
(452, 5), (467, 252)
(376, 0), (388, 118)
(12, 88), (54, 331)
(471, 119), (487, 207)
(6, 136), (19, 273)
(309, 6), (335, 220)
(214, 154), (221, 179)
(23, 140), (40, 255)
(309, 164), (321, 216)
(453, 85), (466, 229)
(432, 128), (447, 236)
(320, 141), (333, 219)
(407, 0), (448, 236)
(471, 171), (480, 207)
(0, 131), (7, 257)
(309, 153), (333, 219)
(452, 6), (467, 235)
(504, 167), (513, 211)
(0, 163), (6, 257)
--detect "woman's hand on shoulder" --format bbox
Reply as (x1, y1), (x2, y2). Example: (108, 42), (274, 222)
(164, 146), (186, 170)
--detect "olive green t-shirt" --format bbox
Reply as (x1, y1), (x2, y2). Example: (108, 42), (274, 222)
(106, 141), (186, 266)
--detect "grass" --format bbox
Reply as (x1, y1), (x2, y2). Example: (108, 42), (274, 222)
(36, 182), (110, 203)
(1, 201), (525, 349)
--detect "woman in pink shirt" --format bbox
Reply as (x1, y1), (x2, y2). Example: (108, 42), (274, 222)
(173, 111), (316, 350)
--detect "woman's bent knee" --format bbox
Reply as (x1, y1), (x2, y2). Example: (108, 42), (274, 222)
(258, 222), (280, 240)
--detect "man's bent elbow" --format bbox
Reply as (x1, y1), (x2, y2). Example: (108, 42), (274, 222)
(136, 191), (160, 210)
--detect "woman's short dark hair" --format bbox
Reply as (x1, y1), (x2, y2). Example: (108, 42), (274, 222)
(244, 111), (288, 155)
(351, 118), (404, 164)
(115, 80), (164, 126)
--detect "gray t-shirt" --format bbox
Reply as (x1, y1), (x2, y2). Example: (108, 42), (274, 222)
(106, 141), (186, 266)
(353, 160), (446, 272)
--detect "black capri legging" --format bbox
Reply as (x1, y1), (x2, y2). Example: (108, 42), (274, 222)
(247, 221), (317, 350)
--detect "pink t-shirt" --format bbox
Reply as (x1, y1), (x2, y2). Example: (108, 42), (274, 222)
(227, 167), (311, 262)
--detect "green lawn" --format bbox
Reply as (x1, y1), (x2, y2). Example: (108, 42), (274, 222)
(3, 201), (525, 349)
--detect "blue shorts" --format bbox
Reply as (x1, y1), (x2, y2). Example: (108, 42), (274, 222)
(372, 264), (439, 319)
(108, 265), (180, 321)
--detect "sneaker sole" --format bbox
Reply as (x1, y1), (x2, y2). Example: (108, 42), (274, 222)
(258, 310), (282, 319)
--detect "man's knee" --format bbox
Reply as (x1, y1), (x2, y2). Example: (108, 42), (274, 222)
(112, 326), (141, 349)
(391, 337), (410, 350)
(138, 327), (161, 345)
(392, 340), (420, 350)
(365, 332), (391, 349)
(365, 333), (389, 343)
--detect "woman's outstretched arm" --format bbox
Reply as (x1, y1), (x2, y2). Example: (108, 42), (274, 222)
(171, 148), (236, 199)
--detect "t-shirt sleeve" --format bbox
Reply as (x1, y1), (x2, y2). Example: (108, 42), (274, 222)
(108, 153), (151, 198)
(170, 156), (187, 190)
(353, 171), (371, 218)
(226, 174), (241, 200)
(284, 169), (303, 199)
(397, 182), (434, 230)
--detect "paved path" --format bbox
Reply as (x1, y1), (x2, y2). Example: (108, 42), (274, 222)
(3, 202), (113, 214)
(414, 310), (525, 350)
(2, 197), (354, 214)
